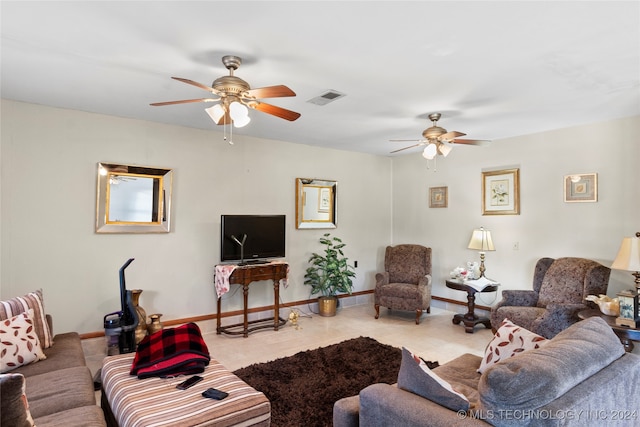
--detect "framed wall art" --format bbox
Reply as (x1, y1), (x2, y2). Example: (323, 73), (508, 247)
(564, 173), (597, 203)
(482, 168), (520, 215)
(429, 186), (448, 208)
(318, 187), (332, 212)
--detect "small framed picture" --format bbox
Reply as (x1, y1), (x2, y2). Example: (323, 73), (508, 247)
(318, 187), (332, 212)
(482, 168), (520, 215)
(429, 186), (448, 208)
(616, 290), (639, 328)
(564, 173), (597, 202)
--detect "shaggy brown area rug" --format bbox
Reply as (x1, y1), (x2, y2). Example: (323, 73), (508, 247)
(233, 336), (438, 427)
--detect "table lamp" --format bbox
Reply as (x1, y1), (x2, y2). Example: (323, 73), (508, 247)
(611, 232), (640, 327)
(467, 227), (495, 278)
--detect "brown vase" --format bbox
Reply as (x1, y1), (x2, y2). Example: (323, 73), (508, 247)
(131, 289), (148, 344)
(148, 313), (163, 335)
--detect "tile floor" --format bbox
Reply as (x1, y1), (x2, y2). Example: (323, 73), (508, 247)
(84, 301), (494, 377)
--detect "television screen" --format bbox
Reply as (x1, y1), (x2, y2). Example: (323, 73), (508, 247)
(220, 214), (286, 264)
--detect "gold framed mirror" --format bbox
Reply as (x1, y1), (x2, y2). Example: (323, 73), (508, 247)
(295, 178), (337, 229)
(96, 162), (173, 233)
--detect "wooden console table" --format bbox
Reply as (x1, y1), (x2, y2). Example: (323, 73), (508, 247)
(216, 262), (288, 338)
(446, 279), (499, 333)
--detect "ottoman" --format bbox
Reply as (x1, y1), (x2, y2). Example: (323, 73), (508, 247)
(101, 354), (270, 427)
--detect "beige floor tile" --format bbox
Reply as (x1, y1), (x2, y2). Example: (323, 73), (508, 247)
(85, 303), (492, 376)
(86, 303), (493, 406)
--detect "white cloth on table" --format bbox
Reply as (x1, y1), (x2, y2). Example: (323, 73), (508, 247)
(214, 261), (289, 298)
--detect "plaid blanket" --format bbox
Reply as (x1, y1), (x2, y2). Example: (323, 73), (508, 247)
(130, 322), (211, 379)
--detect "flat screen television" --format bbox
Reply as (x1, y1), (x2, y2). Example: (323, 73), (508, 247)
(220, 214), (286, 264)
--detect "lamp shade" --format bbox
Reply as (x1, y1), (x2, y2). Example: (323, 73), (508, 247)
(437, 143), (453, 157)
(422, 144), (437, 160)
(205, 104), (225, 123)
(229, 101), (248, 119)
(468, 227), (495, 252)
(233, 114), (251, 128)
(611, 234), (640, 272)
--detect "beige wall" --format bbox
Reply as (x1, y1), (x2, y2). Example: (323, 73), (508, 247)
(2, 99), (639, 335)
(391, 115), (640, 305)
(0, 100), (392, 334)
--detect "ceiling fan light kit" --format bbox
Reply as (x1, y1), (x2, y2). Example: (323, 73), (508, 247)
(151, 55), (300, 138)
(390, 112), (490, 166)
(437, 142), (453, 157)
(422, 144), (438, 160)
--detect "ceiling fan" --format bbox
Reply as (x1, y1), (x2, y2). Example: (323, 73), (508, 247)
(390, 113), (490, 159)
(151, 55), (301, 128)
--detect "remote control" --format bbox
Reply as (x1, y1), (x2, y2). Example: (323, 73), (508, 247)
(176, 375), (204, 390)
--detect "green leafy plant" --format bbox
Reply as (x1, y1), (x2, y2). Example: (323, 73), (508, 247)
(304, 233), (356, 297)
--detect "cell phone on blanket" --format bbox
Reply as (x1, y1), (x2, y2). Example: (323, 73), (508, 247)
(176, 375), (204, 390)
(202, 387), (229, 400)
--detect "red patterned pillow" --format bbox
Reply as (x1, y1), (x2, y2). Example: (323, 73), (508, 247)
(0, 310), (47, 373)
(477, 319), (547, 374)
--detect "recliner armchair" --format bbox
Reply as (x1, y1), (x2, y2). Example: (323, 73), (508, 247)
(490, 257), (611, 338)
(374, 244), (432, 324)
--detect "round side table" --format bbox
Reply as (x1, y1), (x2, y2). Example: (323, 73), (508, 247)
(446, 279), (499, 333)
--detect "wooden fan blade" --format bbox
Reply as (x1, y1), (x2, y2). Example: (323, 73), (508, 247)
(150, 98), (219, 106)
(440, 131), (466, 140)
(390, 143), (422, 154)
(171, 77), (215, 92)
(251, 102), (301, 121)
(452, 139), (491, 146)
(245, 85), (296, 99)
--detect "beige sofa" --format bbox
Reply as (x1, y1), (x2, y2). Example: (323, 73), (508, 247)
(1, 291), (106, 426)
(334, 317), (640, 427)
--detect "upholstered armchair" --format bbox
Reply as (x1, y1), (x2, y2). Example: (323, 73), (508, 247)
(490, 257), (611, 338)
(374, 244), (432, 324)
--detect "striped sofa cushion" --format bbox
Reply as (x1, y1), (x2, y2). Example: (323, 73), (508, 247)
(102, 354), (270, 427)
(0, 289), (53, 349)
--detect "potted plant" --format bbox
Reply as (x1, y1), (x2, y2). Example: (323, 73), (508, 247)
(304, 233), (356, 316)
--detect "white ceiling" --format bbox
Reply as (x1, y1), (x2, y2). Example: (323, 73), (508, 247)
(2, 1), (639, 156)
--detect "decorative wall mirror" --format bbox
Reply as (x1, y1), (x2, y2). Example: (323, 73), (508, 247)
(295, 178), (337, 229)
(96, 162), (173, 233)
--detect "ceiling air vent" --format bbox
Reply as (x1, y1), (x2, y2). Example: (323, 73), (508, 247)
(307, 90), (346, 106)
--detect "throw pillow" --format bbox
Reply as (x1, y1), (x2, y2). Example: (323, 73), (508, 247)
(0, 373), (36, 427)
(0, 289), (54, 348)
(0, 310), (47, 373)
(397, 347), (469, 412)
(477, 318), (547, 373)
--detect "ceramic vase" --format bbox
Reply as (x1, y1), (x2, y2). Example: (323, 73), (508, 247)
(148, 313), (164, 335)
(131, 289), (148, 344)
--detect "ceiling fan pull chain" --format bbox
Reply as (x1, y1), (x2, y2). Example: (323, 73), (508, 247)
(222, 118), (227, 143)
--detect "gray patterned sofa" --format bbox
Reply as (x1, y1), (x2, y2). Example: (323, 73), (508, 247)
(334, 317), (640, 427)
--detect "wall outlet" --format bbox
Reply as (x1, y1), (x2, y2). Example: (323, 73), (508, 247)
(513, 242), (519, 251)
(354, 260), (358, 268)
